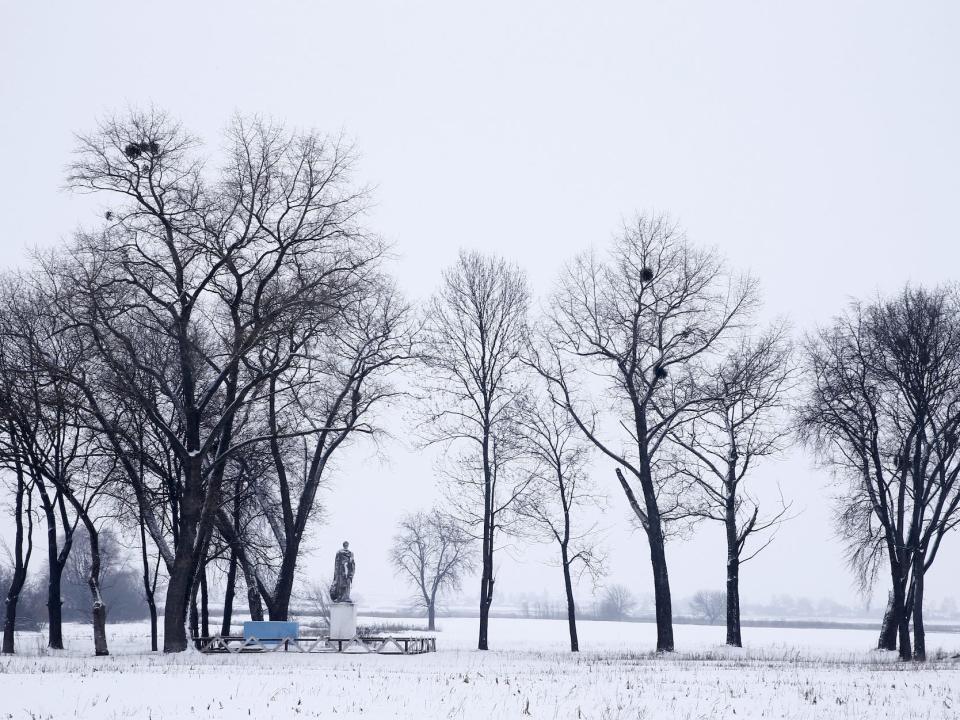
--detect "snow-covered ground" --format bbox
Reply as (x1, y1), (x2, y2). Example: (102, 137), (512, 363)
(2, 617), (959, 719)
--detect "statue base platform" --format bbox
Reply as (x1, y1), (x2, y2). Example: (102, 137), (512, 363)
(329, 602), (357, 640)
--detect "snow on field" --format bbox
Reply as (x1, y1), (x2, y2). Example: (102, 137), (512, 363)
(1, 617), (959, 719)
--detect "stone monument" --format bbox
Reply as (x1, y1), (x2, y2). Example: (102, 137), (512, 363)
(328, 541), (357, 640)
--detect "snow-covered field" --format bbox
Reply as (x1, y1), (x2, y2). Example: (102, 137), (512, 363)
(2, 617), (959, 719)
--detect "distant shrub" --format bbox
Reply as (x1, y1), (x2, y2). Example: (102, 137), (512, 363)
(357, 621), (431, 635)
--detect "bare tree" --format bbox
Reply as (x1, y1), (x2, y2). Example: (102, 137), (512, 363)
(0, 276), (115, 655)
(0, 277), (87, 651)
(514, 395), (605, 651)
(799, 285), (960, 661)
(230, 277), (413, 621)
(390, 509), (474, 630)
(532, 215), (756, 652)
(40, 109), (380, 652)
(689, 590), (725, 625)
(420, 250), (531, 650)
(596, 584), (635, 621)
(0, 428), (34, 654)
(137, 507), (162, 650)
(668, 323), (795, 646)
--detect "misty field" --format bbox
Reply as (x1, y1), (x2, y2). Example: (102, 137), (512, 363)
(1, 618), (959, 720)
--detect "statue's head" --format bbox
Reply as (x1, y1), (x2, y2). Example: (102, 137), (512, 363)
(342, 541), (349, 549)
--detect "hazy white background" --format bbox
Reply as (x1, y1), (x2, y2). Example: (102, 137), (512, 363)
(2, 1), (959, 613)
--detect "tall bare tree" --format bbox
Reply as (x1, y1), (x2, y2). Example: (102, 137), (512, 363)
(0, 427), (34, 655)
(40, 109), (379, 652)
(0, 276), (115, 654)
(799, 285), (960, 661)
(390, 509), (474, 630)
(532, 215), (756, 652)
(514, 395), (604, 652)
(420, 250), (531, 650)
(668, 323), (795, 646)
(0, 278), (85, 651)
(223, 278), (413, 620)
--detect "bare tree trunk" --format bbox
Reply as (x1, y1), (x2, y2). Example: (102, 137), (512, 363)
(240, 556), (264, 622)
(614, 464), (674, 652)
(641, 456), (674, 652)
(478, 553), (493, 650)
(893, 564), (912, 661)
(47, 551), (65, 650)
(222, 551), (237, 636)
(37, 487), (65, 650)
(912, 553), (926, 661)
(637, 424), (674, 652)
(478, 435), (494, 651)
(199, 565), (209, 639)
(163, 458), (205, 653)
(165, 558), (195, 651)
(878, 590), (898, 651)
(478, 510), (493, 650)
(269, 553), (297, 621)
(2, 465), (33, 655)
(139, 515), (158, 651)
(82, 519), (109, 656)
(560, 545), (579, 652)
(147, 591), (158, 652)
(725, 495), (742, 647)
(189, 583), (200, 646)
(427, 602), (436, 631)
(648, 525), (674, 652)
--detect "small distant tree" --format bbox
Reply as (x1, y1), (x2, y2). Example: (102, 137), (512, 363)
(690, 590), (725, 625)
(390, 509), (474, 630)
(597, 584), (636, 621)
(299, 580), (332, 627)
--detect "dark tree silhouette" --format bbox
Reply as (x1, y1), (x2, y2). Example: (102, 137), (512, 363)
(420, 250), (531, 650)
(669, 322), (795, 646)
(533, 215), (756, 652)
(514, 394), (605, 651)
(44, 109), (380, 651)
(800, 285), (960, 661)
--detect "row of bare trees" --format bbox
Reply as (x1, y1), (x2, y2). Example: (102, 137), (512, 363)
(1, 109), (412, 654)
(2, 107), (956, 661)
(403, 220), (960, 662)
(404, 223), (795, 653)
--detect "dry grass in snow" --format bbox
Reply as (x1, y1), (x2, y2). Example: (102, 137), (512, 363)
(1, 617), (959, 719)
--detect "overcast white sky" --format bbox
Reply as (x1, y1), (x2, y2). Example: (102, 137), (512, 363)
(2, 1), (959, 612)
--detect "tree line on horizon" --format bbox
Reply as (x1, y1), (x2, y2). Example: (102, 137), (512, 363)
(1, 109), (957, 662)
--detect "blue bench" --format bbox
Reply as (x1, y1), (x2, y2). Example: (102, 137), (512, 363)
(242, 621), (299, 647)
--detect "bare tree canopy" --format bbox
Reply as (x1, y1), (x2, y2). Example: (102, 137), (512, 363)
(25, 108), (398, 652)
(799, 284), (960, 661)
(669, 321), (795, 646)
(420, 250), (531, 650)
(514, 394), (605, 651)
(532, 214), (757, 652)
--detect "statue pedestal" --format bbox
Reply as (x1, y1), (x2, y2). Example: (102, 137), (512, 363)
(329, 602), (357, 640)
